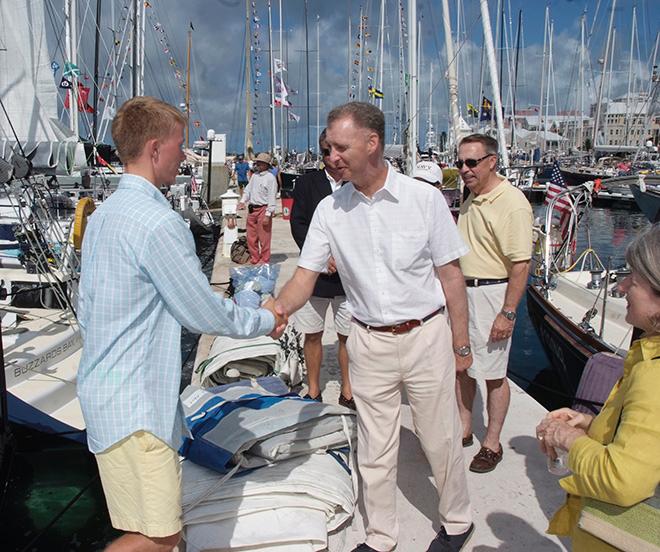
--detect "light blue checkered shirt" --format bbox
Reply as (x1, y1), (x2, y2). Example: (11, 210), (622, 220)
(78, 174), (274, 454)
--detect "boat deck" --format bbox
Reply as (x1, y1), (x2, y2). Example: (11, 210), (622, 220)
(193, 206), (569, 551)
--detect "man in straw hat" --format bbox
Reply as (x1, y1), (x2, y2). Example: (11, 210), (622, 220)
(239, 152), (278, 264)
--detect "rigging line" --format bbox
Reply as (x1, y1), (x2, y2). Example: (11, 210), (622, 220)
(44, 0), (67, 64)
(0, 98), (27, 158)
(560, 34), (582, 116)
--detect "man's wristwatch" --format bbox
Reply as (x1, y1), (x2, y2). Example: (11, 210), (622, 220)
(500, 309), (517, 321)
(454, 345), (472, 357)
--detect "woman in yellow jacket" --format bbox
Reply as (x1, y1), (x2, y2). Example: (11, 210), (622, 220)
(536, 223), (660, 551)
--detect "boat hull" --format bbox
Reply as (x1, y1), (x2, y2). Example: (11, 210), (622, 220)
(629, 179), (660, 222)
(526, 284), (617, 397)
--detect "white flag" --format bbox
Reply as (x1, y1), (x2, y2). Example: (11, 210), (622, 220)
(274, 76), (290, 107)
(273, 58), (287, 72)
(287, 110), (300, 123)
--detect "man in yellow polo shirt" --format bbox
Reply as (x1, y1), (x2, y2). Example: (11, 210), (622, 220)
(455, 134), (533, 473)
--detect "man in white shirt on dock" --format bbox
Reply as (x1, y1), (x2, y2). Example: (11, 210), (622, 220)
(238, 152), (278, 264)
(275, 102), (474, 552)
(455, 134), (533, 474)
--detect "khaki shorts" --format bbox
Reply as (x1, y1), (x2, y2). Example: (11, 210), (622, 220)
(466, 283), (512, 380)
(293, 295), (351, 336)
(95, 431), (182, 538)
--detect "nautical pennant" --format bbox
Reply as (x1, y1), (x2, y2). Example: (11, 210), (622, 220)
(63, 62), (80, 77)
(51, 61), (60, 75)
(59, 77), (72, 89)
(467, 103), (479, 118)
(368, 85), (384, 99)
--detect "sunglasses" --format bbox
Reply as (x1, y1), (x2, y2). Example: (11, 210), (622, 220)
(455, 154), (494, 169)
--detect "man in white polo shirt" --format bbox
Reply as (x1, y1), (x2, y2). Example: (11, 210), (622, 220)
(455, 134), (533, 474)
(275, 102), (474, 552)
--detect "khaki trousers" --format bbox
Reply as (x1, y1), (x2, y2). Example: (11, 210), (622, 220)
(347, 314), (472, 551)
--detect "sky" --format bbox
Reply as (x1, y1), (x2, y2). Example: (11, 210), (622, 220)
(48, 0), (659, 153)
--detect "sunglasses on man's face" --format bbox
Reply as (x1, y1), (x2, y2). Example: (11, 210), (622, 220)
(455, 153), (493, 169)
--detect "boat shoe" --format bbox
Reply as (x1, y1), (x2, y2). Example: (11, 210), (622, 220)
(426, 523), (475, 552)
(462, 434), (474, 447)
(302, 392), (323, 402)
(338, 393), (357, 410)
(351, 544), (383, 552)
(469, 445), (503, 473)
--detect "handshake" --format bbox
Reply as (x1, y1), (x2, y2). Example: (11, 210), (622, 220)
(261, 297), (289, 339)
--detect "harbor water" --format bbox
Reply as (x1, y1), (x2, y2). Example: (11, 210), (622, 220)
(1, 207), (650, 551)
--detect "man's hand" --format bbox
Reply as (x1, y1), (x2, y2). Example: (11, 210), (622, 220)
(327, 256), (337, 274)
(454, 352), (473, 373)
(237, 202), (246, 210)
(261, 297), (287, 338)
(489, 313), (514, 342)
(262, 215), (272, 229)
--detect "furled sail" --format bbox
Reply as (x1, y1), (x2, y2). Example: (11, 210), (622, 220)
(0, 0), (60, 143)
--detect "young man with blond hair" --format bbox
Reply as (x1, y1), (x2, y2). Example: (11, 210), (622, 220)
(78, 96), (285, 552)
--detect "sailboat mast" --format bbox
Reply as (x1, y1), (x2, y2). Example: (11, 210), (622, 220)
(132, 0), (138, 97)
(316, 14), (320, 150)
(268, 1), (277, 157)
(279, 0), (284, 158)
(347, 17), (352, 100)
(579, 14), (585, 150)
(65, 0), (78, 137)
(603, 28), (616, 144)
(441, 0), (460, 154)
(304, 0), (310, 157)
(244, 0), (253, 157)
(593, 0), (616, 149)
(537, 6), (548, 152)
(358, 6), (364, 102)
(407, 0), (418, 174)
(624, 7), (637, 145)
(185, 23), (192, 150)
(92, 0), (101, 143)
(479, 0), (509, 168)
(377, 0), (385, 110)
(511, 9), (522, 151)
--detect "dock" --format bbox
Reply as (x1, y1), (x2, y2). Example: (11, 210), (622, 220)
(193, 207), (569, 551)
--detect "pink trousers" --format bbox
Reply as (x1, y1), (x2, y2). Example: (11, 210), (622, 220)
(246, 206), (272, 263)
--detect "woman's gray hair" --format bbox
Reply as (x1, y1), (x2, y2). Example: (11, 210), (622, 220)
(626, 223), (660, 295)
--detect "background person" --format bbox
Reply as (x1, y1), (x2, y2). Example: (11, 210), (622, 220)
(238, 152), (278, 264)
(413, 160), (443, 189)
(536, 223), (660, 552)
(455, 133), (533, 474)
(275, 102), (474, 552)
(290, 129), (354, 409)
(233, 154), (250, 194)
(77, 97), (285, 552)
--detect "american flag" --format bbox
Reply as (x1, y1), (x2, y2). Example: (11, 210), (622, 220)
(545, 162), (573, 239)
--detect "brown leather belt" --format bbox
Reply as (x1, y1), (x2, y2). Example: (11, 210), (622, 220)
(248, 204), (266, 213)
(465, 277), (508, 287)
(353, 307), (445, 335)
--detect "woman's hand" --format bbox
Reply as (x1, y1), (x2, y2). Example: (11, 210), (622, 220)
(536, 418), (587, 458)
(544, 407), (595, 431)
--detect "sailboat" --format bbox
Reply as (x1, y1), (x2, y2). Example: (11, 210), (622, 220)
(526, 182), (633, 397)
